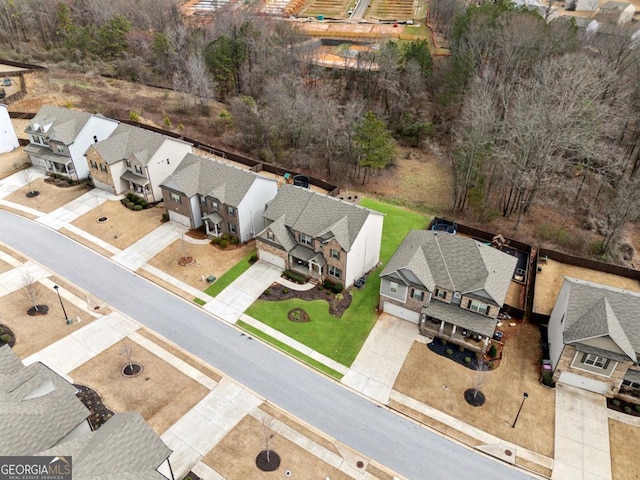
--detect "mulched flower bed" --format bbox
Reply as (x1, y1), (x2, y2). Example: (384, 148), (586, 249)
(182, 472), (203, 480)
(428, 340), (484, 370)
(28, 305), (49, 316)
(288, 307), (310, 322)
(45, 176), (82, 188)
(260, 283), (352, 318)
(607, 397), (640, 417)
(0, 323), (16, 348)
(256, 450), (281, 472)
(74, 384), (114, 430)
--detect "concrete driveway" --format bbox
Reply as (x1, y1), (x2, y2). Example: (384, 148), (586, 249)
(552, 383), (611, 480)
(203, 260), (281, 323)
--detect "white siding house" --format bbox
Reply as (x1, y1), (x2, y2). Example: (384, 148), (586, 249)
(345, 211), (384, 286)
(0, 104), (19, 153)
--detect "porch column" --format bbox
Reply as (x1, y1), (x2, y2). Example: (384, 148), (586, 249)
(204, 220), (210, 236)
(438, 321), (445, 334)
(484, 337), (489, 348)
(451, 325), (457, 335)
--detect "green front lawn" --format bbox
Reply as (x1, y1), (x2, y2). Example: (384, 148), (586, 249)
(201, 250), (256, 298)
(244, 198), (430, 367)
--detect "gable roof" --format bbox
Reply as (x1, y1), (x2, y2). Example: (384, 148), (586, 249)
(162, 153), (271, 207)
(89, 123), (170, 166)
(0, 346), (171, 479)
(561, 278), (640, 360)
(263, 184), (380, 252)
(26, 106), (94, 145)
(380, 230), (517, 306)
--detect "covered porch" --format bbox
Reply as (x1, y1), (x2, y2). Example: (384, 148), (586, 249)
(121, 171), (152, 202)
(288, 245), (326, 281)
(202, 211), (223, 237)
(419, 302), (496, 354)
(25, 144), (77, 180)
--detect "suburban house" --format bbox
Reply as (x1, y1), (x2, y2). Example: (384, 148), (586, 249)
(596, 1), (636, 23)
(566, 0), (598, 11)
(255, 184), (384, 288)
(0, 345), (175, 479)
(86, 122), (192, 202)
(24, 105), (119, 180)
(548, 278), (640, 397)
(378, 230), (517, 353)
(0, 103), (19, 153)
(161, 153), (278, 243)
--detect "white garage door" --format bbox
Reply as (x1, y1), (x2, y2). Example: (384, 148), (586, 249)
(559, 372), (609, 395)
(169, 210), (191, 227)
(258, 249), (286, 269)
(383, 302), (420, 323)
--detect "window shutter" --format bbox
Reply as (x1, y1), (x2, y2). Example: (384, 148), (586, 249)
(467, 299), (472, 309)
(411, 288), (415, 298)
(604, 359), (610, 369)
(581, 353), (588, 363)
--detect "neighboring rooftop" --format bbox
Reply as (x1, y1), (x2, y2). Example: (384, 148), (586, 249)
(262, 183), (381, 252)
(381, 230), (517, 307)
(25, 105), (93, 145)
(90, 122), (173, 166)
(162, 152), (275, 206)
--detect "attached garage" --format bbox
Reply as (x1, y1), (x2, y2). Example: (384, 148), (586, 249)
(383, 302), (420, 323)
(169, 210), (191, 228)
(558, 372), (609, 395)
(258, 249), (286, 269)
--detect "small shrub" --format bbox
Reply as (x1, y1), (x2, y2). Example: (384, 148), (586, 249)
(230, 236), (239, 245)
(332, 282), (344, 294)
(133, 205), (143, 211)
(634, 405), (640, 413)
(220, 239), (229, 249)
(0, 333), (9, 343)
(211, 237), (221, 245)
(264, 288), (271, 296)
(541, 375), (554, 387)
(129, 110), (140, 122)
(121, 199), (127, 205)
(458, 345), (465, 353)
(318, 285), (324, 291)
(283, 288), (289, 294)
(163, 115), (171, 127)
(445, 348), (453, 356)
(161, 213), (170, 222)
(488, 360), (495, 370)
(221, 233), (231, 241)
(624, 406), (632, 414)
(126, 202), (135, 210)
(141, 201), (149, 209)
(0, 326), (4, 335)
(440, 338), (447, 346)
(488, 344), (498, 358)
(249, 254), (258, 264)
(323, 279), (334, 290)
(335, 293), (344, 301)
(326, 290), (332, 296)
(463, 356), (471, 364)
(283, 270), (306, 284)
(613, 399), (621, 407)
(127, 193), (136, 201)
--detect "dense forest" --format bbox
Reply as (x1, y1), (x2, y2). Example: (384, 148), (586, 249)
(1, 0), (639, 261)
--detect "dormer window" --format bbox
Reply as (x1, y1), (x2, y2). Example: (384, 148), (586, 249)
(435, 288), (447, 300)
(300, 233), (313, 246)
(126, 160), (131, 168)
(467, 299), (489, 315)
(135, 165), (143, 174)
(267, 231), (274, 241)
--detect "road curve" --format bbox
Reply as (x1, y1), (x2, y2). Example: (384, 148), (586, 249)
(0, 211), (533, 480)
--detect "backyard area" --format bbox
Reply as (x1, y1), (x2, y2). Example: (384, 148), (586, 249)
(243, 197), (429, 368)
(391, 320), (555, 477)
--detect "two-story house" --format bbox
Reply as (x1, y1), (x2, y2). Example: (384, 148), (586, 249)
(161, 153), (278, 243)
(24, 105), (119, 180)
(379, 230), (517, 353)
(86, 123), (192, 202)
(548, 278), (640, 397)
(0, 104), (19, 153)
(255, 184), (384, 288)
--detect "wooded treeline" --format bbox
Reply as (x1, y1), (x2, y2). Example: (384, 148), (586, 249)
(1, 0), (640, 257)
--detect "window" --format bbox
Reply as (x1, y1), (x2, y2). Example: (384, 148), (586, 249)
(622, 380), (640, 389)
(390, 281), (398, 294)
(170, 192), (182, 204)
(135, 165), (143, 174)
(90, 161), (98, 169)
(227, 206), (235, 216)
(328, 265), (342, 279)
(211, 200), (219, 210)
(100, 164), (107, 173)
(228, 222), (237, 234)
(330, 248), (340, 260)
(300, 233), (313, 246)
(55, 145), (65, 154)
(412, 289), (424, 301)
(125, 160), (131, 168)
(436, 288), (447, 300)
(200, 196), (206, 205)
(267, 231), (274, 241)
(583, 354), (608, 369)
(467, 299), (489, 315)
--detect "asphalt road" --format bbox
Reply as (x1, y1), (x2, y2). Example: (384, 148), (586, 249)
(0, 211), (533, 480)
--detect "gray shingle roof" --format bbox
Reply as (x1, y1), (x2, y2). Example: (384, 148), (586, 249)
(90, 123), (169, 166)
(561, 278), (640, 360)
(0, 346), (171, 479)
(380, 231), (517, 306)
(263, 184), (380, 252)
(262, 214), (296, 251)
(421, 301), (498, 337)
(162, 153), (269, 207)
(26, 106), (93, 145)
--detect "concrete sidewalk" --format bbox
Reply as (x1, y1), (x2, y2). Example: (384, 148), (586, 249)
(37, 189), (119, 230)
(111, 222), (180, 270)
(203, 261), (281, 323)
(552, 383), (611, 480)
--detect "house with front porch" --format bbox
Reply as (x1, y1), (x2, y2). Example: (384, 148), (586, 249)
(378, 230), (517, 353)
(24, 105), (119, 180)
(161, 153), (278, 243)
(255, 184), (383, 288)
(548, 278), (640, 398)
(86, 123), (192, 202)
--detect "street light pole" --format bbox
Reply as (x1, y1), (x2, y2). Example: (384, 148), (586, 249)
(512, 392), (529, 428)
(53, 285), (71, 325)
